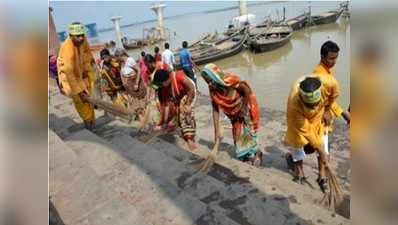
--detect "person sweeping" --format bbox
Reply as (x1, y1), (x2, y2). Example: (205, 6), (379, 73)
(57, 22), (96, 130)
(199, 63), (262, 169)
(284, 75), (342, 203)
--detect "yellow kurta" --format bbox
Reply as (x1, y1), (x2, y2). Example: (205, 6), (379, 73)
(57, 37), (96, 122)
(285, 77), (328, 150)
(313, 63), (343, 117)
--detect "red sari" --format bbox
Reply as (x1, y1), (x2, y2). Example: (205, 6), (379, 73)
(155, 64), (196, 141)
(209, 73), (260, 132)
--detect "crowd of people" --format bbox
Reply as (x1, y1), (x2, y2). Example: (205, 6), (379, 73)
(53, 22), (350, 192)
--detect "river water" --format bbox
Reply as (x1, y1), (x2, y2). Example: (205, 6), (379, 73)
(97, 1), (350, 111)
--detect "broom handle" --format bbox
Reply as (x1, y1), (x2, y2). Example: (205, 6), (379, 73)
(82, 95), (135, 120)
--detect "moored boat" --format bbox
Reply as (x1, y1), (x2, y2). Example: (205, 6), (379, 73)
(285, 12), (310, 31)
(249, 25), (293, 53)
(309, 9), (343, 25)
(121, 37), (148, 50)
(175, 28), (248, 68)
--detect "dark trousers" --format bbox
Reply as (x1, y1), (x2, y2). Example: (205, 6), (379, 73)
(182, 67), (196, 86)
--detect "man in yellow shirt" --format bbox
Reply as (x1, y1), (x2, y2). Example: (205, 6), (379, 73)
(57, 22), (96, 130)
(313, 40), (350, 125)
(284, 76), (330, 192)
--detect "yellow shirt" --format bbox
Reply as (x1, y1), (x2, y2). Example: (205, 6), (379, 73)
(285, 76), (328, 150)
(57, 37), (95, 97)
(313, 63), (343, 116)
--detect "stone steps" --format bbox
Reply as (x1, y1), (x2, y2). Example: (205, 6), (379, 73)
(63, 129), (241, 225)
(91, 120), (349, 224)
(138, 131), (349, 224)
(49, 90), (350, 224)
(49, 130), (149, 225)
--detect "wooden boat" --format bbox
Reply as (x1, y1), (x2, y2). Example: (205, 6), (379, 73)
(285, 12), (310, 31)
(175, 29), (248, 68)
(249, 25), (293, 53)
(121, 37), (147, 50)
(173, 32), (219, 53)
(255, 12), (309, 32)
(310, 9), (343, 25)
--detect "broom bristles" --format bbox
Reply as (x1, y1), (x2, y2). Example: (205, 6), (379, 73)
(319, 167), (343, 209)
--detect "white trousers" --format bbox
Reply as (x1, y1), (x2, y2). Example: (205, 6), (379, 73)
(291, 134), (329, 162)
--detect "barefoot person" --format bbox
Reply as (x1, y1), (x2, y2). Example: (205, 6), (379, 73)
(145, 54), (197, 150)
(57, 22), (96, 130)
(200, 64), (262, 166)
(284, 76), (332, 192)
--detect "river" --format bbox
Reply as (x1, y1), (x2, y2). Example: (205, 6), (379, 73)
(96, 1), (350, 111)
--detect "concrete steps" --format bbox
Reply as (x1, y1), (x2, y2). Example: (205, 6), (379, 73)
(49, 89), (350, 224)
(135, 131), (350, 224)
(89, 119), (349, 224)
(49, 130), (149, 225)
(63, 129), (241, 225)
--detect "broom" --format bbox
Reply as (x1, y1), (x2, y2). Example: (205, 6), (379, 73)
(318, 130), (343, 209)
(319, 165), (343, 209)
(194, 141), (219, 173)
(82, 95), (135, 121)
(194, 120), (224, 173)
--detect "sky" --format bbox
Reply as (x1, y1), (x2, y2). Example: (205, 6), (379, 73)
(50, 1), (239, 32)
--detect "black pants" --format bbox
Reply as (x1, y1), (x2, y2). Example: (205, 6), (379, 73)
(303, 141), (330, 155)
(182, 67), (196, 86)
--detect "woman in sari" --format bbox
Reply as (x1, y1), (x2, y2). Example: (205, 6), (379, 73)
(98, 48), (127, 107)
(201, 63), (263, 166)
(114, 49), (148, 126)
(145, 54), (197, 150)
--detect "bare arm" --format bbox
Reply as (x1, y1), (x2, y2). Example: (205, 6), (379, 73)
(236, 82), (252, 113)
(212, 100), (221, 147)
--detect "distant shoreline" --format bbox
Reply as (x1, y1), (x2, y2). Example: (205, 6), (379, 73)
(97, 1), (287, 33)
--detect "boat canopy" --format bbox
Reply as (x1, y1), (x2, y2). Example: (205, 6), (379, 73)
(229, 14), (256, 28)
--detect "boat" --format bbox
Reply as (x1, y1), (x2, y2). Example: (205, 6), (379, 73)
(339, 1), (350, 18)
(285, 12), (310, 31)
(249, 25), (293, 53)
(175, 28), (248, 68)
(309, 9), (343, 26)
(223, 14), (256, 36)
(121, 37), (148, 50)
(173, 32), (219, 53)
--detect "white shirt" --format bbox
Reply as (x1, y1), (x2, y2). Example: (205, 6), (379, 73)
(161, 49), (175, 70)
(121, 57), (137, 77)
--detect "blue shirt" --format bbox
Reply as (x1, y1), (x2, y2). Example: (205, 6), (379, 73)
(179, 48), (192, 69)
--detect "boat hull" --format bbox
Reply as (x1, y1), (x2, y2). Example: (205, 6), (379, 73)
(175, 30), (248, 69)
(310, 10), (343, 25)
(249, 33), (292, 53)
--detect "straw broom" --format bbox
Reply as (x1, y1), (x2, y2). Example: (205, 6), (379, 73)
(82, 95), (135, 121)
(318, 130), (343, 209)
(319, 165), (343, 209)
(194, 122), (224, 173)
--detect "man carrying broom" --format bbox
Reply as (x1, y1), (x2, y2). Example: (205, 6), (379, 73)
(57, 22), (96, 130)
(284, 75), (339, 194)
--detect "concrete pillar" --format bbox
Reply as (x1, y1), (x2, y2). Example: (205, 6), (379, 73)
(239, 0), (248, 16)
(111, 16), (124, 48)
(49, 7), (60, 56)
(150, 3), (166, 40)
